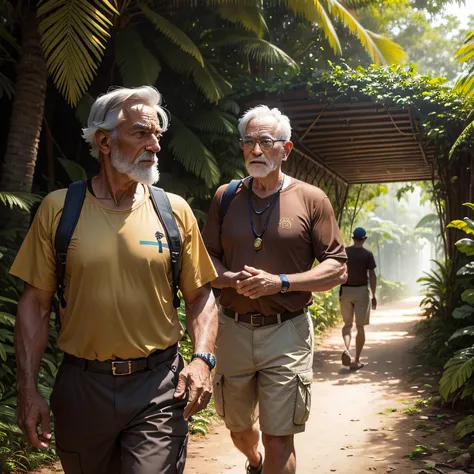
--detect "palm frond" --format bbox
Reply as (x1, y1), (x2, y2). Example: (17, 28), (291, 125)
(366, 30), (408, 65)
(139, 2), (204, 66)
(189, 111), (236, 134)
(217, 99), (240, 115)
(454, 30), (474, 96)
(116, 27), (161, 87)
(37, 0), (117, 105)
(326, 0), (406, 65)
(0, 192), (42, 211)
(241, 39), (298, 68)
(169, 116), (221, 187)
(155, 39), (230, 103)
(75, 92), (95, 126)
(449, 118), (474, 159)
(216, 5), (268, 38)
(287, 0), (341, 55)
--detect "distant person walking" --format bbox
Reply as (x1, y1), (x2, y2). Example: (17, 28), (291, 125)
(340, 227), (377, 371)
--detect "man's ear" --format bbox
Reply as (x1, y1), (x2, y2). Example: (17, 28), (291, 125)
(96, 130), (112, 157)
(282, 141), (293, 161)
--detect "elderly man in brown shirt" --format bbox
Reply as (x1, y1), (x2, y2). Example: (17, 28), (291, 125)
(202, 105), (348, 474)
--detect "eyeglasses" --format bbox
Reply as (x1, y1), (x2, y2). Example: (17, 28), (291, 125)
(239, 137), (288, 151)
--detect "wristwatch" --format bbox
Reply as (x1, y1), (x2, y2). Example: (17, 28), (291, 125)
(191, 353), (216, 370)
(279, 274), (290, 293)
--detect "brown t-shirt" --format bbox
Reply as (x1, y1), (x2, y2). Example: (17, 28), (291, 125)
(202, 177), (347, 315)
(344, 246), (377, 286)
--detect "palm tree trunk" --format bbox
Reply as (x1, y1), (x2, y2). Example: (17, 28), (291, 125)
(0, 7), (47, 233)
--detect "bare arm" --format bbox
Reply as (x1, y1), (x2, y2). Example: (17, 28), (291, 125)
(14, 283), (54, 449)
(236, 259), (347, 299)
(174, 283), (218, 420)
(369, 269), (377, 309)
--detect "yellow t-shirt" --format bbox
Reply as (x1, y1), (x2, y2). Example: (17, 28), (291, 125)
(10, 187), (217, 361)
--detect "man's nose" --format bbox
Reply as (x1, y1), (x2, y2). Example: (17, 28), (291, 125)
(146, 135), (161, 153)
(251, 142), (263, 156)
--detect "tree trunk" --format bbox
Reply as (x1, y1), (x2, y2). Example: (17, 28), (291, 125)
(0, 7), (47, 232)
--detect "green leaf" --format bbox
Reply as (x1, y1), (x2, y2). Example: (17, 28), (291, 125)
(455, 415), (474, 440)
(116, 27), (161, 87)
(448, 220), (474, 235)
(464, 203), (474, 212)
(462, 290), (474, 306)
(57, 157), (87, 182)
(455, 238), (474, 255)
(0, 192), (42, 211)
(216, 5), (268, 38)
(450, 326), (474, 341)
(415, 213), (439, 229)
(75, 92), (95, 126)
(139, 3), (204, 66)
(458, 262), (474, 277)
(169, 116), (221, 187)
(453, 305), (474, 319)
(37, 0), (116, 105)
(440, 346), (474, 400)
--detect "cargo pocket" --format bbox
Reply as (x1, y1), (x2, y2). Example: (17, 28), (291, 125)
(213, 373), (225, 418)
(56, 447), (83, 474)
(176, 433), (189, 474)
(293, 371), (313, 425)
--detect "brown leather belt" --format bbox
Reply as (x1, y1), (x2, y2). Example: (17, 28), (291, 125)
(223, 308), (306, 327)
(63, 343), (178, 376)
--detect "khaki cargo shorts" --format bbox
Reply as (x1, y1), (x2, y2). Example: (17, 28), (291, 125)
(213, 308), (314, 436)
(340, 285), (371, 326)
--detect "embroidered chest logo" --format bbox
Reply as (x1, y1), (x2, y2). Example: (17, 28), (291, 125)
(279, 217), (293, 229)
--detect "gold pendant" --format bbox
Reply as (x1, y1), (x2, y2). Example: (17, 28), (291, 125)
(254, 237), (263, 251)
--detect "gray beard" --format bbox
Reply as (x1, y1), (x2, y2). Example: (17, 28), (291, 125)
(111, 150), (160, 185)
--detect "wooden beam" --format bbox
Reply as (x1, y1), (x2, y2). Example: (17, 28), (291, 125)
(302, 127), (414, 137)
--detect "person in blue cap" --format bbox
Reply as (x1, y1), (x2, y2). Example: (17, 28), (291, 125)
(340, 227), (377, 371)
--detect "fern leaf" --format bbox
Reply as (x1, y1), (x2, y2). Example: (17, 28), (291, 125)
(241, 39), (298, 68)
(0, 192), (42, 211)
(116, 27), (161, 87)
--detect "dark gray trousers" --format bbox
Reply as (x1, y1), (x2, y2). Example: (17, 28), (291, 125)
(51, 350), (188, 474)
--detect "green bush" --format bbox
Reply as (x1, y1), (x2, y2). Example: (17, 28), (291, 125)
(378, 278), (408, 305)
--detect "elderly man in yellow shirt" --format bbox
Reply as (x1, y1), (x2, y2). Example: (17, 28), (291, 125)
(10, 86), (218, 474)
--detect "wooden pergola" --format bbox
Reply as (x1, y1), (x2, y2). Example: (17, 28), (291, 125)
(246, 87), (437, 220)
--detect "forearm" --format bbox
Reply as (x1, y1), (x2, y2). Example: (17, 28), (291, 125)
(209, 256), (236, 289)
(185, 284), (218, 353)
(287, 259), (347, 293)
(14, 297), (51, 389)
(370, 273), (377, 297)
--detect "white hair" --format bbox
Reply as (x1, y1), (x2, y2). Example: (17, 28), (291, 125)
(238, 105), (291, 140)
(82, 86), (169, 159)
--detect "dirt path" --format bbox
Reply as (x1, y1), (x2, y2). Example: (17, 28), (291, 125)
(185, 297), (428, 474)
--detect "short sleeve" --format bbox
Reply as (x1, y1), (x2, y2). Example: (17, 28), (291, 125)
(311, 197), (347, 263)
(178, 205), (218, 294)
(201, 185), (227, 260)
(368, 252), (377, 271)
(9, 195), (60, 292)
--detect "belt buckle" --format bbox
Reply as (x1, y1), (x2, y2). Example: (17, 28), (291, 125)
(112, 361), (132, 376)
(250, 314), (263, 327)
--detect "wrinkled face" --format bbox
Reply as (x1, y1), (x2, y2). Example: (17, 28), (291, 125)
(241, 117), (289, 178)
(110, 102), (162, 185)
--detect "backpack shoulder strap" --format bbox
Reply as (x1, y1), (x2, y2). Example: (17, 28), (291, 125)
(149, 186), (182, 309)
(219, 179), (242, 229)
(54, 180), (87, 308)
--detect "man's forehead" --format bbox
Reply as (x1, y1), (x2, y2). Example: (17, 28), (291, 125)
(245, 117), (278, 136)
(122, 102), (160, 124)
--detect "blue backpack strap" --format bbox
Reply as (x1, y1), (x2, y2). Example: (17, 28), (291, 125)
(54, 180), (87, 308)
(149, 186), (182, 309)
(219, 179), (242, 230)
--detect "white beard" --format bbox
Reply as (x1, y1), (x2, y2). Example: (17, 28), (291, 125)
(111, 149), (160, 185)
(246, 155), (278, 178)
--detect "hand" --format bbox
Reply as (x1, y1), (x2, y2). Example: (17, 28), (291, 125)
(17, 388), (51, 449)
(174, 359), (212, 420)
(372, 297), (377, 310)
(231, 269), (252, 290)
(235, 265), (281, 299)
